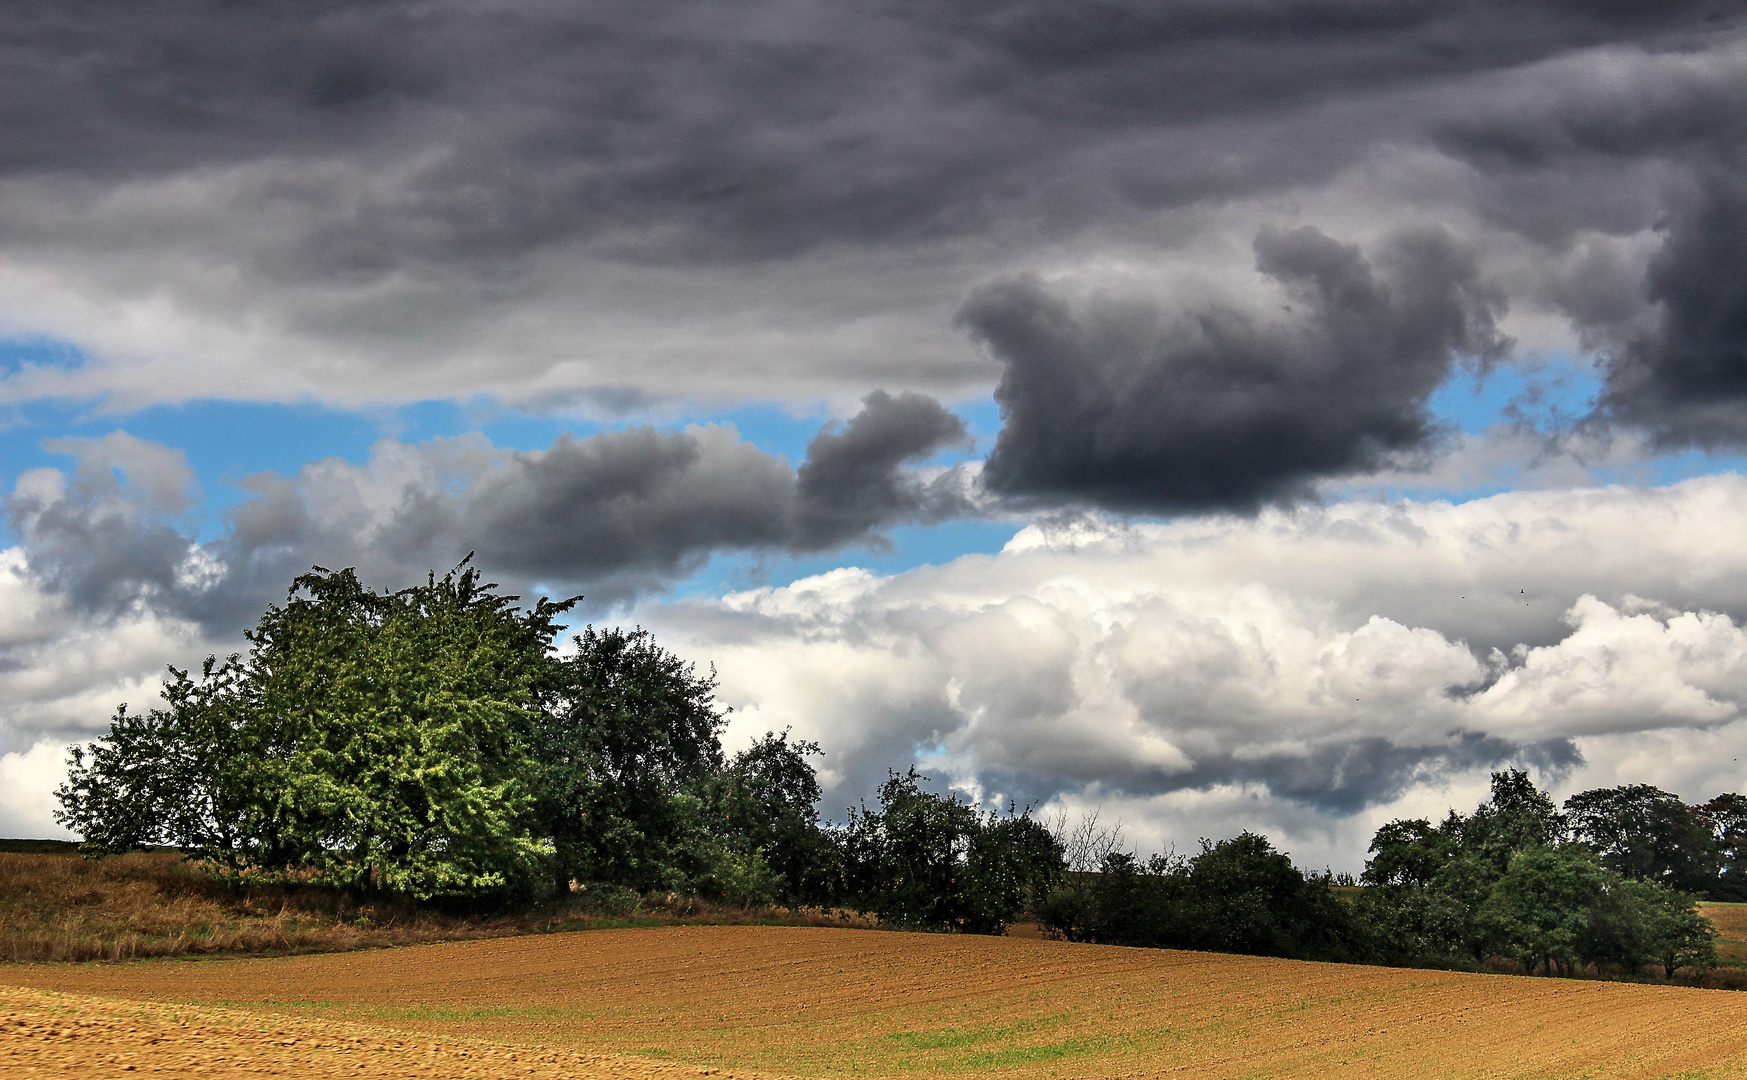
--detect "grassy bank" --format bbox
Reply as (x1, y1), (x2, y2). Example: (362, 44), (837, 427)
(0, 845), (873, 963)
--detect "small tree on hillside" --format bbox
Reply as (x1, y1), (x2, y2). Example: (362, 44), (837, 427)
(714, 730), (834, 905)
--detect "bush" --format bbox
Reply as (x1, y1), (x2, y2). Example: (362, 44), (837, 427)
(567, 882), (645, 917)
(1039, 834), (1366, 961)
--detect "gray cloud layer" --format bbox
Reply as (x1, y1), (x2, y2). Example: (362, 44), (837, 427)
(5, 2), (1710, 247)
(0, 1), (1742, 474)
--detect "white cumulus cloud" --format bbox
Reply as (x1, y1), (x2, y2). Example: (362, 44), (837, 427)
(644, 475), (1747, 871)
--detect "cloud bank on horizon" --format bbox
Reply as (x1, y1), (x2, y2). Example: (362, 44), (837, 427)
(2, 1), (1747, 866)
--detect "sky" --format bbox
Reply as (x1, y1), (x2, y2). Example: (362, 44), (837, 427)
(3, 0), (1747, 872)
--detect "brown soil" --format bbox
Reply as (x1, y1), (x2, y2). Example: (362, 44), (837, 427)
(0, 983), (769, 1078)
(8, 925), (1747, 1079)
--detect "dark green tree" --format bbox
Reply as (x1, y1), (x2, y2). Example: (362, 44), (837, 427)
(1176, 832), (1363, 960)
(839, 768), (982, 929)
(1037, 850), (1179, 946)
(1425, 849), (1505, 965)
(1460, 769), (1566, 869)
(1477, 844), (1610, 975)
(1360, 771), (1583, 970)
(1564, 784), (1718, 894)
(1041, 833), (1363, 961)
(1578, 877), (1717, 977)
(837, 769), (1065, 933)
(532, 625), (727, 895)
(1361, 818), (1449, 889)
(959, 808), (1068, 934)
(714, 730), (834, 905)
(1640, 883), (1719, 978)
(1698, 793), (1747, 900)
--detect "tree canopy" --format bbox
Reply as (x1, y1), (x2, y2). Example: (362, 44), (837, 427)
(1358, 770), (1721, 976)
(57, 563), (782, 904)
(59, 563), (572, 899)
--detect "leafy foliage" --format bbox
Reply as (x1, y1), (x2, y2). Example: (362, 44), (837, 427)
(59, 563), (571, 901)
(1359, 770), (1723, 977)
(1478, 844), (1610, 975)
(533, 624), (726, 895)
(58, 564), (839, 914)
(1698, 793), (1747, 900)
(1565, 784), (1718, 894)
(713, 730), (835, 905)
(837, 769), (1065, 933)
(1037, 834), (1366, 961)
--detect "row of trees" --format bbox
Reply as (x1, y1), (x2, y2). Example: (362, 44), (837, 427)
(1357, 771), (1721, 977)
(1030, 773), (1725, 979)
(53, 563), (1066, 930)
(52, 563), (1734, 980)
(57, 564), (766, 902)
(1037, 834), (1365, 961)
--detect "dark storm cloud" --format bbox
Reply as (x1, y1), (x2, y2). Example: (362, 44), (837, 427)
(5, 393), (973, 631)
(1597, 173), (1747, 446)
(5, 1), (1720, 187)
(464, 390), (969, 584)
(1424, 43), (1747, 447)
(962, 226), (1508, 512)
(460, 426), (796, 583)
(793, 390), (970, 548)
(0, 2), (1730, 338)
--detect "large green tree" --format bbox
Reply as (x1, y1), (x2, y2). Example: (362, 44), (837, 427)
(1478, 844), (1610, 975)
(1564, 784), (1718, 894)
(1698, 793), (1747, 900)
(58, 562), (575, 901)
(713, 730), (834, 905)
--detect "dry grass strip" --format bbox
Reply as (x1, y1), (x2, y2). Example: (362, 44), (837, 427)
(0, 850), (871, 963)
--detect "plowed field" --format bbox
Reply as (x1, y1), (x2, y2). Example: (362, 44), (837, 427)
(1703, 903), (1747, 965)
(7, 925), (1747, 1079)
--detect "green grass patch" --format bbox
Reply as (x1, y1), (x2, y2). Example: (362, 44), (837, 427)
(877, 1019), (1112, 1073)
